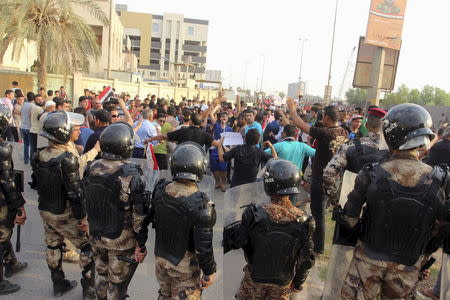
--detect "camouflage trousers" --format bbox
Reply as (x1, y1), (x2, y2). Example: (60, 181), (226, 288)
(39, 209), (94, 278)
(341, 256), (419, 300)
(0, 205), (18, 264)
(155, 252), (202, 300)
(91, 245), (137, 300)
(235, 265), (291, 300)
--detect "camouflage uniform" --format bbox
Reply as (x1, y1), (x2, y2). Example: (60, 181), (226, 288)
(336, 151), (450, 300)
(152, 181), (216, 300)
(85, 159), (149, 300)
(33, 141), (98, 295)
(323, 132), (381, 202)
(235, 199), (315, 300)
(341, 241), (424, 300)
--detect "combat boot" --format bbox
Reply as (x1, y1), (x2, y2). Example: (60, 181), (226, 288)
(0, 263), (20, 295)
(51, 269), (77, 297)
(4, 261), (28, 278)
(81, 276), (96, 299)
(0, 279), (20, 295)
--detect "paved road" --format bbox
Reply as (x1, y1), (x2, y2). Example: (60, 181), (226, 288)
(7, 142), (322, 299)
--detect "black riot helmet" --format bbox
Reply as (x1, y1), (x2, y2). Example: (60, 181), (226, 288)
(41, 111), (84, 144)
(263, 159), (301, 196)
(170, 142), (207, 182)
(0, 105), (11, 136)
(100, 122), (134, 160)
(382, 103), (435, 151)
(99, 122), (134, 160)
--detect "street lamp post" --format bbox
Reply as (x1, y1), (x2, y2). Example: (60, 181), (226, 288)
(325, 0), (339, 104)
(260, 55), (265, 93)
(298, 38), (308, 96)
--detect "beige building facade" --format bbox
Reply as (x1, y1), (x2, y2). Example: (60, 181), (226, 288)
(117, 5), (209, 86)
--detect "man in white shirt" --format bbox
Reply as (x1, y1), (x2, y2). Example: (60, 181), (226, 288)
(29, 95), (45, 157)
(0, 90), (15, 141)
(132, 108), (157, 158)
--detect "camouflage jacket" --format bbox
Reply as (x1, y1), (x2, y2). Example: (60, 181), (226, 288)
(323, 132), (380, 202)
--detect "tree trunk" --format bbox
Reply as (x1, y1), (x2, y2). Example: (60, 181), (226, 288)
(37, 42), (47, 89)
(0, 35), (14, 65)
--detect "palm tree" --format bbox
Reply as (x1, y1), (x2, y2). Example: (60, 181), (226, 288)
(0, 0), (108, 88)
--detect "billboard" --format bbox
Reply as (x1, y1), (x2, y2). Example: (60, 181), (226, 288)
(366, 0), (407, 50)
(353, 36), (400, 91)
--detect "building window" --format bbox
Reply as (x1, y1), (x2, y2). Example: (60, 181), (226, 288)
(152, 23), (159, 33)
(150, 72), (157, 77)
(188, 26), (194, 35)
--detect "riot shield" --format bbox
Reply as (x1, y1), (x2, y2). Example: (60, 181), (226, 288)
(130, 157), (158, 192)
(223, 182), (269, 300)
(441, 238), (450, 299)
(11, 142), (24, 166)
(322, 170), (358, 300)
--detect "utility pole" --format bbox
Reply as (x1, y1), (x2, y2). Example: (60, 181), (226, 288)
(325, 0), (339, 104)
(243, 62), (248, 90)
(367, 47), (386, 105)
(298, 38), (308, 96)
(260, 55), (265, 93)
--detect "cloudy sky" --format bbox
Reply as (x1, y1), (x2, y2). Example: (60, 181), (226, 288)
(117, 0), (450, 97)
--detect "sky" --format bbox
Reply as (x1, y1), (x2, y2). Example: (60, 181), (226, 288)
(116, 0), (450, 98)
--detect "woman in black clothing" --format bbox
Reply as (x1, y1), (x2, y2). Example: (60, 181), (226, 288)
(218, 129), (277, 188)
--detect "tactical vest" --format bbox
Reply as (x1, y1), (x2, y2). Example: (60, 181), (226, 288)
(35, 152), (70, 215)
(362, 164), (447, 266)
(346, 140), (390, 173)
(152, 180), (207, 266)
(85, 166), (127, 240)
(247, 206), (309, 286)
(0, 142), (13, 205)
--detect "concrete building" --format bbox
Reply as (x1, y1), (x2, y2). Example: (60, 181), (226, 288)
(117, 5), (208, 86)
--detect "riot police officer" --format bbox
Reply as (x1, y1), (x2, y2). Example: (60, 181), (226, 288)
(225, 159), (315, 300)
(150, 142), (217, 299)
(31, 111), (96, 298)
(335, 103), (450, 299)
(84, 122), (150, 300)
(0, 105), (27, 295)
(323, 107), (389, 204)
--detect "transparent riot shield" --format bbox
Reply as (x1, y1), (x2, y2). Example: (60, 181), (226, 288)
(130, 157), (158, 193)
(11, 142), (24, 166)
(441, 239), (450, 299)
(223, 182), (270, 300)
(322, 170), (358, 300)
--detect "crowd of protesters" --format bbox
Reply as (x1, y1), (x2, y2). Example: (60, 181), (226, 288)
(2, 82), (448, 198)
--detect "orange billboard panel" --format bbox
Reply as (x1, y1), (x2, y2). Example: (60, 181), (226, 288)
(366, 0), (407, 50)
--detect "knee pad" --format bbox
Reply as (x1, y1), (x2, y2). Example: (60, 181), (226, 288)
(0, 241), (9, 256)
(47, 244), (64, 270)
(80, 242), (93, 258)
(80, 242), (94, 278)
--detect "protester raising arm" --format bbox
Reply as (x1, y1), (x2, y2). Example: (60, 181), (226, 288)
(287, 98), (310, 134)
(118, 98), (133, 126)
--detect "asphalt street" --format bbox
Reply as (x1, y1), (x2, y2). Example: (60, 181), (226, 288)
(7, 142), (322, 299)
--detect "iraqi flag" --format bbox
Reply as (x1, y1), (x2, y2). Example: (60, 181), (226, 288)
(99, 86), (114, 103)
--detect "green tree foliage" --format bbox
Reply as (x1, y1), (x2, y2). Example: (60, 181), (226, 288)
(382, 84), (450, 107)
(345, 88), (368, 106)
(0, 0), (108, 88)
